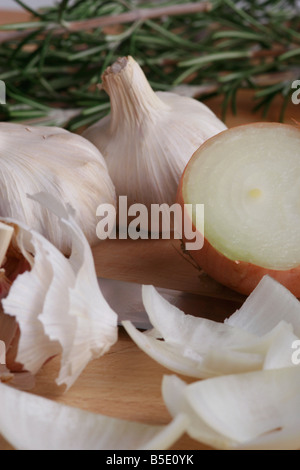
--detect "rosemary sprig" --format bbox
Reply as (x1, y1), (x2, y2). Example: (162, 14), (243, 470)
(0, 0), (299, 130)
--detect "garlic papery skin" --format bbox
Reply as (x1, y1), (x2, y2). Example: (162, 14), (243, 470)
(1, 193), (118, 390)
(0, 123), (116, 254)
(83, 56), (227, 209)
(0, 222), (13, 269)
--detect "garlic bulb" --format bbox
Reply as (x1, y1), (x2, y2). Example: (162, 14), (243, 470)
(0, 193), (118, 390)
(0, 123), (116, 254)
(83, 56), (227, 208)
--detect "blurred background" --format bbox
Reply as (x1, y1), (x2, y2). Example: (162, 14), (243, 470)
(0, 0), (299, 130)
(3, 0), (54, 8)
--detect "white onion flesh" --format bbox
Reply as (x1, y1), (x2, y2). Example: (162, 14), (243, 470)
(226, 275), (300, 336)
(123, 276), (300, 378)
(0, 382), (187, 450)
(163, 369), (300, 450)
(183, 124), (300, 269)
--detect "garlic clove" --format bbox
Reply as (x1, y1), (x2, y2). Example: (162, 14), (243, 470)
(0, 123), (116, 254)
(1, 193), (118, 390)
(0, 382), (187, 450)
(83, 56), (227, 209)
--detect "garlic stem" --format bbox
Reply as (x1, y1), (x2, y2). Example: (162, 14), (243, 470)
(102, 56), (169, 132)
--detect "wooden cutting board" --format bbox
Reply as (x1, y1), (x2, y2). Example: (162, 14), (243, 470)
(0, 9), (299, 451)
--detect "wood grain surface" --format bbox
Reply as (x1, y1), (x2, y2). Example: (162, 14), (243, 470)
(0, 9), (299, 451)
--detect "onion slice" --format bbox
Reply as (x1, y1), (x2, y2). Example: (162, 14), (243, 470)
(123, 276), (300, 378)
(162, 369), (300, 450)
(0, 382), (186, 450)
(226, 275), (300, 336)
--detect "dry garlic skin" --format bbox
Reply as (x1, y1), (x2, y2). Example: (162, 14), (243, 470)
(0, 123), (116, 253)
(83, 56), (227, 208)
(178, 123), (300, 296)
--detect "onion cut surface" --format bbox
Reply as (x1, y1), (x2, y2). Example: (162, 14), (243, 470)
(178, 123), (300, 295)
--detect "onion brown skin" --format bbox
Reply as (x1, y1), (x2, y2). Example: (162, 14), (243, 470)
(177, 122), (300, 297)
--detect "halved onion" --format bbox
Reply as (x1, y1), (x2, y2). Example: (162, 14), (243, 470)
(177, 123), (300, 296)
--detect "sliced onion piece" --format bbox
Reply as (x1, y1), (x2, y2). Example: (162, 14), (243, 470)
(163, 368), (300, 450)
(234, 425), (300, 451)
(162, 375), (233, 449)
(124, 278), (300, 378)
(203, 320), (297, 374)
(123, 320), (210, 378)
(0, 383), (186, 450)
(123, 319), (262, 378)
(226, 275), (300, 336)
(142, 284), (256, 351)
(263, 324), (299, 370)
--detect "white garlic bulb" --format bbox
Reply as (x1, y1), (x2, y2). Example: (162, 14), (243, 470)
(83, 56), (227, 208)
(0, 123), (116, 253)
